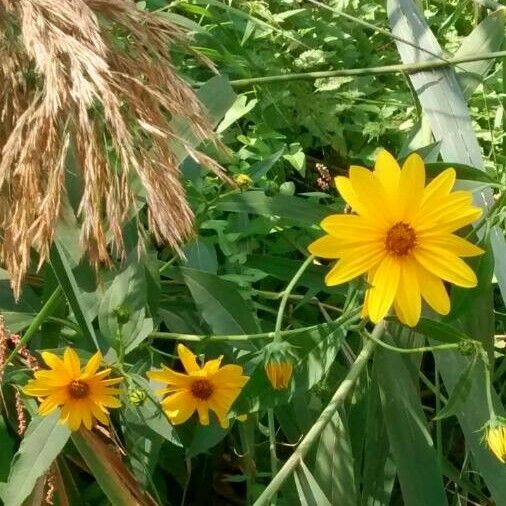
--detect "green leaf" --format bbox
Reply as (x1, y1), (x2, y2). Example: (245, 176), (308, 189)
(0, 413), (71, 506)
(0, 415), (16, 482)
(50, 241), (102, 352)
(314, 411), (357, 506)
(375, 343), (448, 506)
(455, 9), (506, 99)
(180, 267), (261, 334)
(98, 259), (152, 354)
(425, 162), (495, 184)
(249, 150), (285, 182)
(294, 460), (332, 506)
(171, 75), (236, 163)
(182, 238), (218, 274)
(217, 95), (257, 133)
(216, 191), (332, 227)
(434, 355), (477, 420)
(412, 318), (472, 344)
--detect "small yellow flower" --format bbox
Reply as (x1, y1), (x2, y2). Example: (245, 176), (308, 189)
(485, 424), (506, 463)
(234, 173), (253, 189)
(308, 149), (484, 326)
(147, 344), (249, 428)
(23, 348), (122, 431)
(265, 361), (293, 390)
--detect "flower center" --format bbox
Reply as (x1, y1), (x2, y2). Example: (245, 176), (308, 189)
(385, 222), (416, 256)
(190, 379), (213, 400)
(68, 380), (90, 399)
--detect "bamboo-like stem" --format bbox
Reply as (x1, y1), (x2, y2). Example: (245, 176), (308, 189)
(252, 322), (384, 506)
(225, 51), (506, 88)
(274, 255), (315, 341)
(0, 286), (63, 373)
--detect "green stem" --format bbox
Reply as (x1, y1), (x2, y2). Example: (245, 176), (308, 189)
(363, 329), (461, 354)
(484, 360), (497, 422)
(253, 322), (383, 506)
(225, 51), (506, 88)
(0, 286), (63, 372)
(267, 409), (278, 505)
(149, 303), (361, 343)
(435, 367), (443, 470)
(274, 255), (315, 341)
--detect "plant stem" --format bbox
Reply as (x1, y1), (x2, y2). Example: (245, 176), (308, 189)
(484, 359), (497, 422)
(225, 51), (506, 88)
(267, 409), (278, 505)
(274, 255), (315, 341)
(363, 329), (461, 354)
(0, 286), (63, 373)
(150, 306), (361, 343)
(253, 322), (384, 506)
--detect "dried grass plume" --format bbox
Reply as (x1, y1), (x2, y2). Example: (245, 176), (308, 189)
(0, 0), (220, 296)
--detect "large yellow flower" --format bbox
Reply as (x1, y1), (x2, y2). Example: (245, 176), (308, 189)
(308, 149), (484, 326)
(147, 344), (249, 428)
(23, 348), (122, 431)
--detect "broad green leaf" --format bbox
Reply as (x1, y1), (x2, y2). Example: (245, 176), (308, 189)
(314, 411), (356, 506)
(0, 415), (16, 482)
(50, 241), (102, 352)
(294, 460), (332, 506)
(171, 75), (236, 163)
(411, 318), (472, 344)
(98, 259), (152, 354)
(182, 238), (218, 274)
(217, 95), (258, 133)
(180, 267), (261, 334)
(425, 162), (495, 184)
(249, 149), (285, 182)
(434, 355), (477, 420)
(455, 9), (506, 99)
(375, 344), (448, 506)
(216, 191), (332, 227)
(72, 429), (157, 506)
(0, 413), (70, 506)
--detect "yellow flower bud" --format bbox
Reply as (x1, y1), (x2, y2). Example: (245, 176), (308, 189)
(264, 360), (294, 390)
(234, 174), (253, 189)
(486, 424), (506, 463)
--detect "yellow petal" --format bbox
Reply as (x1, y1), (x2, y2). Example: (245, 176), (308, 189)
(203, 356), (223, 374)
(319, 214), (384, 239)
(63, 348), (81, 378)
(421, 168), (455, 205)
(394, 259), (421, 327)
(308, 235), (362, 259)
(324, 247), (385, 286)
(335, 176), (368, 216)
(348, 166), (393, 225)
(147, 366), (191, 387)
(177, 344), (200, 374)
(367, 256), (401, 323)
(197, 403), (210, 425)
(416, 265), (450, 315)
(420, 234), (484, 257)
(413, 247), (477, 288)
(41, 352), (67, 373)
(162, 391), (196, 425)
(374, 149), (400, 197)
(399, 153), (425, 220)
(83, 352), (102, 378)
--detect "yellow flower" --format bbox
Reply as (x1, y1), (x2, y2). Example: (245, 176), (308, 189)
(265, 361), (293, 390)
(486, 424), (506, 463)
(234, 173), (253, 189)
(308, 149), (484, 326)
(23, 348), (122, 431)
(147, 344), (249, 428)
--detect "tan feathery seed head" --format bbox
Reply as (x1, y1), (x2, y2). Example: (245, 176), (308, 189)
(0, 0), (223, 297)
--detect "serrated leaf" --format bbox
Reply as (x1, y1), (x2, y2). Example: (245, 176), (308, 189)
(0, 413), (70, 506)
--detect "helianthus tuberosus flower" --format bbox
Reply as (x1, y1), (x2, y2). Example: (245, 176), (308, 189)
(23, 348), (122, 431)
(147, 344), (249, 428)
(485, 422), (506, 463)
(263, 341), (296, 390)
(308, 149), (484, 326)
